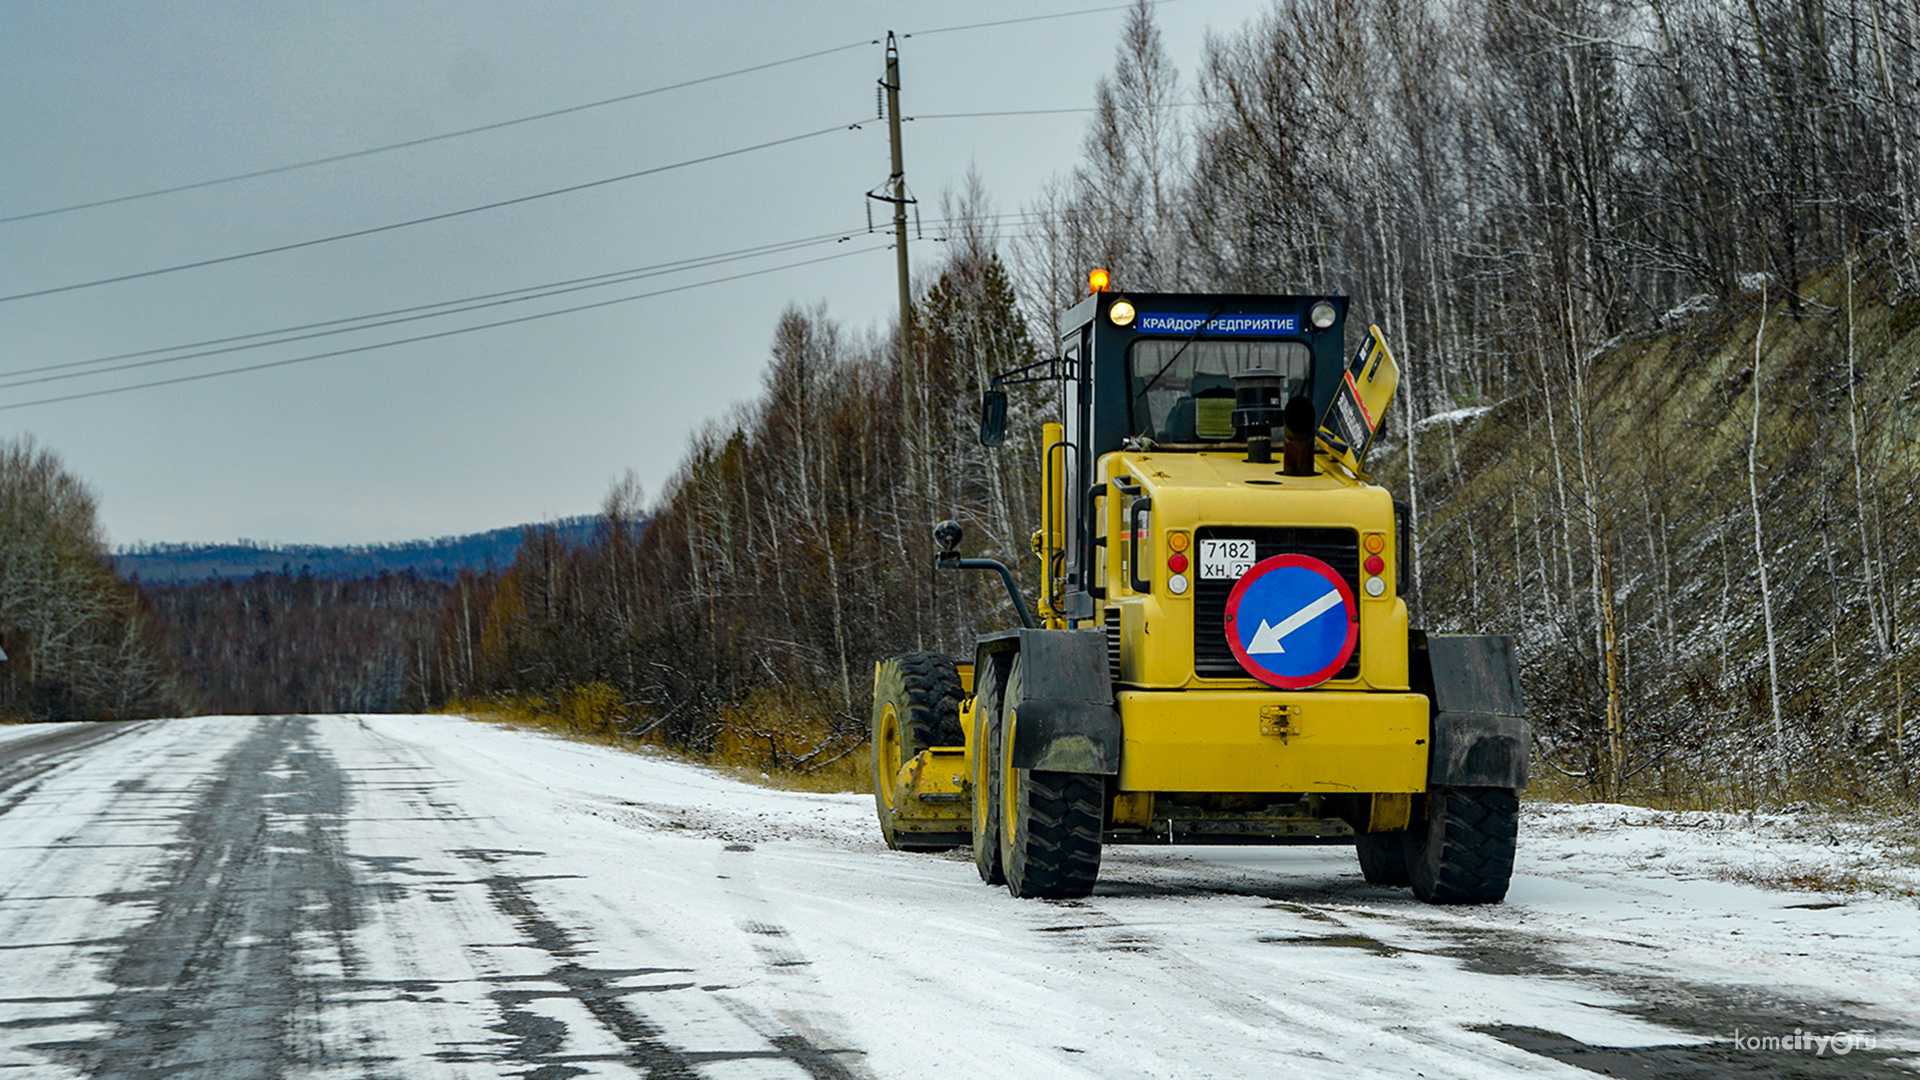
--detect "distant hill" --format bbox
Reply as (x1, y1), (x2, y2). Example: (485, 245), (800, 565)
(115, 515), (636, 584)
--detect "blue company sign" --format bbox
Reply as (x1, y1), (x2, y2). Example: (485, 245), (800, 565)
(1223, 554), (1358, 689)
(1135, 312), (1300, 336)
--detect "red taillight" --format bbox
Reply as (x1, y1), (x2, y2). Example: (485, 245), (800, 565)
(1168, 552), (1189, 573)
(1364, 554), (1385, 576)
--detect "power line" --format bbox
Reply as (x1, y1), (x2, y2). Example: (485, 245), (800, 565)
(911, 108), (1099, 119)
(908, 103), (1203, 120)
(0, 246), (887, 412)
(2, 4), (1171, 226)
(0, 227), (868, 383)
(0, 209), (1053, 387)
(903, 1), (1178, 38)
(0, 40), (874, 226)
(0, 119), (869, 305)
(0, 231), (869, 390)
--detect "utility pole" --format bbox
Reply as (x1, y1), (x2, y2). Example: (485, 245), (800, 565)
(871, 31), (931, 647)
(872, 32), (914, 379)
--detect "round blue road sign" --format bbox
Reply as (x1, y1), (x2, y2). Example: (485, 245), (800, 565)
(1223, 554), (1358, 689)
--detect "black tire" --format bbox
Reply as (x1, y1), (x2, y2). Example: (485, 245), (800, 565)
(971, 656), (1007, 885)
(1355, 830), (1412, 887)
(872, 653), (963, 851)
(996, 658), (1103, 899)
(1406, 785), (1518, 904)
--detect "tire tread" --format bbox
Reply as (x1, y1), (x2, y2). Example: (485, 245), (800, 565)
(1007, 771), (1103, 899)
(973, 659), (1006, 885)
(1409, 786), (1518, 904)
(1355, 830), (1412, 887)
(894, 652), (964, 751)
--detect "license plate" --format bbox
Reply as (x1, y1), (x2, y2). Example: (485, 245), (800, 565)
(1198, 539), (1256, 580)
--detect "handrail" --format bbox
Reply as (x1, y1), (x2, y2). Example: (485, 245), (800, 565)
(1044, 438), (1076, 617)
(1128, 496), (1154, 594)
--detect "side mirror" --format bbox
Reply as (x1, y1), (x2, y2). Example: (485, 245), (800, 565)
(933, 519), (963, 553)
(978, 389), (1007, 447)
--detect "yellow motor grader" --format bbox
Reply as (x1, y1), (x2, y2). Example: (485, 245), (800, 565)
(872, 278), (1529, 903)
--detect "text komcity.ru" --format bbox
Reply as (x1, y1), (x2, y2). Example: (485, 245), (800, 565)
(1728, 1028), (1877, 1055)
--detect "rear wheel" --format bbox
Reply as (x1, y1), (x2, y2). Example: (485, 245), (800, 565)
(871, 653), (963, 851)
(996, 658), (1103, 899)
(1406, 785), (1518, 904)
(971, 657), (1006, 885)
(1355, 830), (1412, 887)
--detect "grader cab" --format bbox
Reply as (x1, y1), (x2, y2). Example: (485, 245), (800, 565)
(872, 279), (1529, 903)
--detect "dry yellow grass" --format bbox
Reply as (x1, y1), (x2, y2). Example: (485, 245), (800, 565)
(446, 687), (870, 794)
(1715, 864), (1920, 900)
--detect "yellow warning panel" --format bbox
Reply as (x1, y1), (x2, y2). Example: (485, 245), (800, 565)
(1320, 325), (1399, 474)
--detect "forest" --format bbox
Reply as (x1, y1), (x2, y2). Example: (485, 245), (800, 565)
(6, 0), (1917, 809)
(140, 571), (451, 716)
(431, 0), (1920, 807)
(0, 438), (457, 720)
(0, 437), (179, 721)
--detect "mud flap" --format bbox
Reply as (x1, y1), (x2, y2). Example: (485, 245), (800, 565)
(1413, 632), (1531, 790)
(976, 628), (1120, 776)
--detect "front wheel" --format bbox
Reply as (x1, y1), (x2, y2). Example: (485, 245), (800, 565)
(871, 653), (963, 851)
(1406, 785), (1518, 904)
(971, 657), (1006, 885)
(996, 657), (1102, 899)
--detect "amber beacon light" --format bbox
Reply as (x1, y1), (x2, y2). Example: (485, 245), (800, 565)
(1088, 268), (1111, 293)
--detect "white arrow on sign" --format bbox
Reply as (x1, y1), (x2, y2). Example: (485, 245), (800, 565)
(1247, 588), (1344, 654)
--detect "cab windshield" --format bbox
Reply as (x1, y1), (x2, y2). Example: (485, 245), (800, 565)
(1128, 339), (1311, 442)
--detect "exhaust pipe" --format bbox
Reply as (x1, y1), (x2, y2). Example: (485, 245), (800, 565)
(1231, 369), (1315, 476)
(1281, 396), (1316, 477)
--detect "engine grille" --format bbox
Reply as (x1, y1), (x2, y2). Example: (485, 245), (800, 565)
(1193, 527), (1361, 681)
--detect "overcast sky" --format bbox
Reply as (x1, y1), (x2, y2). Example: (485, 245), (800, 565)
(1, 1), (1262, 548)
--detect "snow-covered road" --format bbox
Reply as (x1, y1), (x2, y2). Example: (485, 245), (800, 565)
(0, 714), (1914, 1078)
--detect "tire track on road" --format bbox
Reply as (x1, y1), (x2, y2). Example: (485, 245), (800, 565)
(449, 845), (864, 1079)
(712, 841), (876, 1078)
(1097, 850), (1920, 1077)
(344, 716), (872, 1078)
(0, 722), (146, 814)
(23, 715), (368, 1079)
